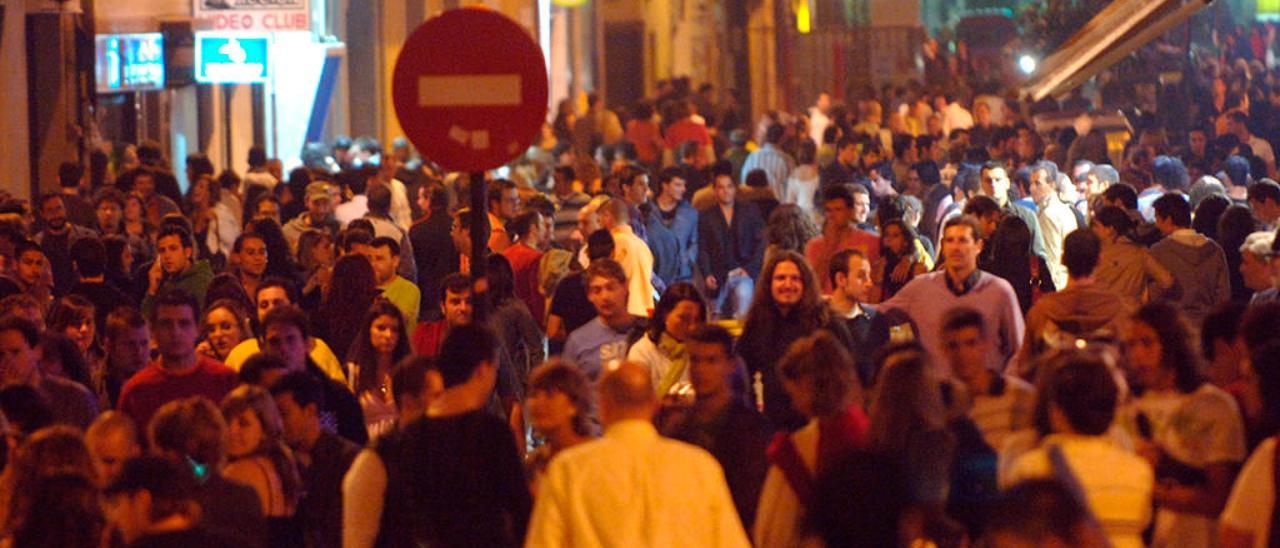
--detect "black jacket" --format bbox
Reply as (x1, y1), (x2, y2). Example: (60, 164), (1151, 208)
(409, 211), (459, 321)
(696, 201), (765, 289)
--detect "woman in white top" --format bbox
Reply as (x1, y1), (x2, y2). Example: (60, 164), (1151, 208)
(1121, 303), (1246, 547)
(346, 299), (412, 439)
(783, 140), (821, 222)
(1220, 339), (1280, 548)
(626, 282), (707, 397)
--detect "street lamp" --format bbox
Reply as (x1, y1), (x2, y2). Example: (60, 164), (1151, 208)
(1019, 54), (1038, 75)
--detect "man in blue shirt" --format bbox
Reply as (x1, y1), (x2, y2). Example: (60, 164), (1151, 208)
(562, 258), (646, 380)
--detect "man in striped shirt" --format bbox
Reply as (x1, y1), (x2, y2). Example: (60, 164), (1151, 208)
(740, 123), (795, 200)
(941, 306), (1034, 452)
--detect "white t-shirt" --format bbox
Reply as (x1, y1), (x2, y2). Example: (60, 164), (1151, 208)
(1130, 384), (1247, 546)
(1221, 437), (1277, 548)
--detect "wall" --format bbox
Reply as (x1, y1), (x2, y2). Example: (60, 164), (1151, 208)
(0, 0), (32, 199)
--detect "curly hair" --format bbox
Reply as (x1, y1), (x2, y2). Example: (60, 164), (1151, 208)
(765, 204), (819, 253)
(1130, 303), (1204, 394)
(778, 330), (861, 417)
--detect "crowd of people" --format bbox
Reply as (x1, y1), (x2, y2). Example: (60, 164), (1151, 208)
(6, 24), (1280, 547)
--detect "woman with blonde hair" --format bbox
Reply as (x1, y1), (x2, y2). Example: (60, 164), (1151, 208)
(220, 384), (302, 545)
(753, 330), (868, 547)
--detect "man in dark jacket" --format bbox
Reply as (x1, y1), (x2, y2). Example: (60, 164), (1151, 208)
(696, 166), (765, 319)
(659, 324), (771, 531)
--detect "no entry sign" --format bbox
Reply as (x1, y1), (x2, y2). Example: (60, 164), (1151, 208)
(392, 9), (549, 173)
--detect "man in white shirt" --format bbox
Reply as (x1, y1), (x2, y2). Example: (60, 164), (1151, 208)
(1029, 161), (1078, 289)
(526, 360), (750, 547)
(598, 198), (655, 316)
(808, 92), (832, 146)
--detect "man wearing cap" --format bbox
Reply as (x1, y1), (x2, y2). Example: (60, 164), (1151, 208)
(284, 181), (341, 251)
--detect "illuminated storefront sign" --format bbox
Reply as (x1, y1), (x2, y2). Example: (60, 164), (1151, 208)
(95, 33), (165, 93)
(195, 32), (271, 84)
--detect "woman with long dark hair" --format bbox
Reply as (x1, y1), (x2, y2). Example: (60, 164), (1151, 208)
(737, 250), (854, 431)
(1122, 303), (1246, 547)
(982, 213), (1054, 312)
(244, 218), (300, 282)
(876, 218), (929, 300)
(345, 299), (412, 438)
(481, 253), (544, 392)
(1217, 205), (1260, 303)
(313, 254), (380, 363)
(626, 282), (707, 396)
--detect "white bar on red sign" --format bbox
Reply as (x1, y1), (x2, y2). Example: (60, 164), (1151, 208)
(418, 75), (522, 107)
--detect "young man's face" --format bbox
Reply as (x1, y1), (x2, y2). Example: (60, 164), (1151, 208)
(496, 188), (521, 220)
(307, 195), (332, 220)
(1240, 251), (1273, 291)
(106, 325), (150, 375)
(450, 220), (471, 256)
(442, 288), (474, 328)
(368, 245), (398, 285)
(587, 275), (628, 319)
(256, 286), (291, 321)
(836, 254), (873, 303)
(942, 224), (983, 273)
(97, 200), (122, 231)
(16, 250), (45, 286)
(1029, 169), (1055, 202)
(713, 176), (736, 205)
(852, 192), (871, 224)
(237, 237), (268, 277)
(152, 305), (199, 362)
(264, 323), (308, 370)
(273, 391), (316, 449)
(688, 340), (734, 401)
(40, 196), (67, 231)
(981, 167), (1011, 206)
(624, 175), (649, 205)
(0, 329), (38, 386)
(256, 200), (281, 224)
(824, 198), (852, 228)
(156, 235), (192, 275)
(662, 177), (687, 202)
(1189, 131), (1208, 155)
(942, 325), (992, 385)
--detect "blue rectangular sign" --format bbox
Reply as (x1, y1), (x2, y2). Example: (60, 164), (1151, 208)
(195, 32), (271, 84)
(95, 33), (165, 93)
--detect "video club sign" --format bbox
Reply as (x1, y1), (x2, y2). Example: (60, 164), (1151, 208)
(194, 0), (310, 32)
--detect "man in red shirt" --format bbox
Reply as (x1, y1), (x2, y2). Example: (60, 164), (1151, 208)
(663, 99), (712, 159)
(117, 288), (237, 429)
(412, 273), (475, 358)
(805, 185), (881, 294)
(502, 211), (546, 327)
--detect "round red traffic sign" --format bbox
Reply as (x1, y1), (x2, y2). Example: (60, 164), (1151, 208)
(392, 9), (548, 173)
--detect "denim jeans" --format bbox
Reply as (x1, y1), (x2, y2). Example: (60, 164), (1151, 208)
(713, 272), (754, 320)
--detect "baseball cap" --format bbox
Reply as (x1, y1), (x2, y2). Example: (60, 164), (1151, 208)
(306, 181), (332, 202)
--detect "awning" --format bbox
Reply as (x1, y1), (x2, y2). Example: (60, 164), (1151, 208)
(1020, 0), (1209, 102)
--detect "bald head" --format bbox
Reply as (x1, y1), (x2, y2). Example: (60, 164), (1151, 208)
(598, 360), (656, 425)
(86, 411), (142, 487)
